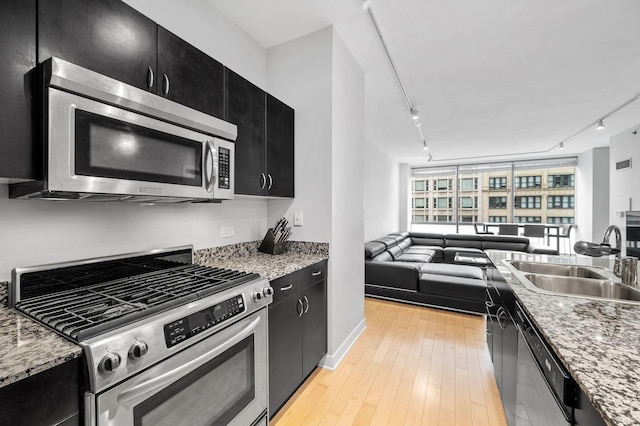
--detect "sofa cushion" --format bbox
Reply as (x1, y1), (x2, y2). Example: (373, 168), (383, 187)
(365, 241), (387, 259)
(419, 263), (484, 280)
(481, 235), (529, 251)
(409, 232), (446, 247)
(365, 261), (420, 291)
(395, 250), (436, 263)
(374, 236), (401, 249)
(390, 231), (410, 239)
(370, 251), (393, 262)
(418, 264), (486, 301)
(444, 234), (483, 249)
(387, 245), (404, 259)
(397, 238), (412, 251)
(443, 247), (486, 264)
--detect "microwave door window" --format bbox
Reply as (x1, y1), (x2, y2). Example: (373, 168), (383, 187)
(74, 110), (202, 186)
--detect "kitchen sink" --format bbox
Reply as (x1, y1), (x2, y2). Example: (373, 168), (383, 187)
(510, 260), (608, 279)
(523, 274), (640, 302)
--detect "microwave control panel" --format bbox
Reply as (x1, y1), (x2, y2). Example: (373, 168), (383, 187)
(164, 295), (245, 347)
(218, 147), (230, 189)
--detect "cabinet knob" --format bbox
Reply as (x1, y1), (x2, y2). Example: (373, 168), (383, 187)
(98, 352), (121, 374)
(128, 340), (149, 360)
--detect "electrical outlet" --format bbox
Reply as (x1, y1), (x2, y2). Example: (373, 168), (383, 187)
(294, 210), (304, 226)
(221, 226), (235, 238)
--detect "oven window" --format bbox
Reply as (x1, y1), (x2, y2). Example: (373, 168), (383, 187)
(75, 109), (203, 186)
(134, 335), (255, 426)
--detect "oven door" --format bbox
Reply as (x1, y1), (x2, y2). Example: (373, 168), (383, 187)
(94, 309), (267, 426)
(47, 88), (218, 200)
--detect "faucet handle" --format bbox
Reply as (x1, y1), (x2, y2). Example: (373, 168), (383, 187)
(618, 256), (638, 286)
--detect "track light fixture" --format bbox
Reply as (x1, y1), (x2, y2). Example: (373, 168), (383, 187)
(596, 119), (605, 130)
(364, 0), (434, 160)
(559, 142), (564, 150)
(423, 140), (429, 150)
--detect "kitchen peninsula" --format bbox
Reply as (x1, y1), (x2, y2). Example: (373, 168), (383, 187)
(488, 251), (640, 426)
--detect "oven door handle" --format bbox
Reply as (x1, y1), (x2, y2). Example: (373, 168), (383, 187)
(116, 316), (261, 405)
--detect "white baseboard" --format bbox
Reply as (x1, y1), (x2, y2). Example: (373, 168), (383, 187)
(319, 318), (367, 371)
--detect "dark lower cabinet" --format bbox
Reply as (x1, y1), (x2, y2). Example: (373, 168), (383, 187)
(38, 0), (157, 91)
(268, 261), (327, 417)
(0, 0), (37, 181)
(0, 357), (81, 426)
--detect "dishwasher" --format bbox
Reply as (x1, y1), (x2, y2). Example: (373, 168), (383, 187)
(514, 302), (576, 425)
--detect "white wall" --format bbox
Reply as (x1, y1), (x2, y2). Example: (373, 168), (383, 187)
(399, 163), (411, 231)
(265, 27), (366, 368)
(609, 124), (640, 253)
(122, 0), (267, 88)
(576, 147), (610, 243)
(364, 141), (400, 241)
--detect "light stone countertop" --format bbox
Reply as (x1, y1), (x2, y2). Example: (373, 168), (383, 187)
(0, 293), (82, 388)
(486, 251), (640, 426)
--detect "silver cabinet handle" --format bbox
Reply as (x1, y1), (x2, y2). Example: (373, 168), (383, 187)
(117, 316), (260, 404)
(260, 173), (266, 189)
(280, 284), (293, 291)
(297, 299), (304, 317)
(267, 174), (273, 190)
(312, 271), (322, 276)
(147, 67), (154, 89)
(163, 74), (170, 96)
(303, 296), (309, 314)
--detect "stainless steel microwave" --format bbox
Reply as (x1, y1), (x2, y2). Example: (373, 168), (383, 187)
(10, 58), (237, 202)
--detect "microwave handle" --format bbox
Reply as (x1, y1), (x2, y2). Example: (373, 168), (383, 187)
(204, 140), (216, 192)
(116, 316), (261, 404)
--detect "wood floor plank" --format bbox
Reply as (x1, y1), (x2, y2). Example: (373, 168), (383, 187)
(271, 298), (507, 426)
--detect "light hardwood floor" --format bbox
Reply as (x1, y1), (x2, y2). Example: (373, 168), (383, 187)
(271, 298), (507, 426)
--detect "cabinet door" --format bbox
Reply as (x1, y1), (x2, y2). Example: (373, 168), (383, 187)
(302, 279), (327, 378)
(0, 0), (37, 180)
(502, 312), (518, 426)
(266, 94), (294, 197)
(225, 69), (266, 196)
(268, 294), (303, 416)
(38, 0), (157, 91)
(157, 27), (224, 118)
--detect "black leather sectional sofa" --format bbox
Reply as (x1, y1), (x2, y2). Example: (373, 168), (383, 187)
(365, 231), (558, 314)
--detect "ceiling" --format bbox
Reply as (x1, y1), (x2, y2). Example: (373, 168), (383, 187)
(212, 0), (640, 166)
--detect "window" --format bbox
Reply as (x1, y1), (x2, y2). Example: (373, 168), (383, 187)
(515, 216), (541, 223)
(435, 197), (451, 209)
(489, 216), (507, 223)
(547, 216), (575, 224)
(460, 197), (477, 209)
(547, 195), (574, 209)
(436, 179), (451, 191)
(515, 196), (541, 209)
(489, 177), (507, 190)
(548, 174), (574, 188)
(436, 215), (452, 222)
(460, 178), (477, 191)
(413, 198), (426, 208)
(515, 175), (542, 189)
(489, 196), (507, 209)
(459, 215), (477, 223)
(413, 215), (426, 222)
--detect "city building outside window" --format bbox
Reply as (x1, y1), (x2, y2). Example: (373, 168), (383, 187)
(460, 197), (477, 209)
(515, 216), (542, 223)
(488, 196), (507, 209)
(460, 178), (478, 191)
(489, 177), (507, 190)
(515, 175), (542, 189)
(413, 215), (426, 222)
(547, 216), (575, 224)
(413, 198), (426, 208)
(515, 196), (541, 209)
(489, 216), (507, 223)
(460, 215), (478, 222)
(436, 179), (451, 191)
(547, 195), (575, 209)
(548, 174), (574, 188)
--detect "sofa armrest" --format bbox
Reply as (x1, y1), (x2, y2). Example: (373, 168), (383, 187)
(365, 261), (420, 291)
(526, 244), (559, 255)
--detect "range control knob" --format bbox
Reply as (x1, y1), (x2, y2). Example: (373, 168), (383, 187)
(253, 291), (263, 302)
(262, 287), (274, 298)
(98, 352), (121, 374)
(128, 340), (149, 360)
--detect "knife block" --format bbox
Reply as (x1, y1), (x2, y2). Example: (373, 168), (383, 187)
(258, 228), (288, 255)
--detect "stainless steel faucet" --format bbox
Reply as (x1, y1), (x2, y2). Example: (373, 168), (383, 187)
(574, 225), (638, 285)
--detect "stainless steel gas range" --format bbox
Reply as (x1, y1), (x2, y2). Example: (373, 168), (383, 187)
(10, 246), (273, 426)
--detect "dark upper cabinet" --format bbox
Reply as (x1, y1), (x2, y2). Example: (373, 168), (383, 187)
(38, 0), (157, 91)
(157, 27), (224, 117)
(38, 0), (224, 118)
(225, 69), (266, 196)
(266, 94), (295, 198)
(225, 72), (295, 198)
(0, 0), (37, 180)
